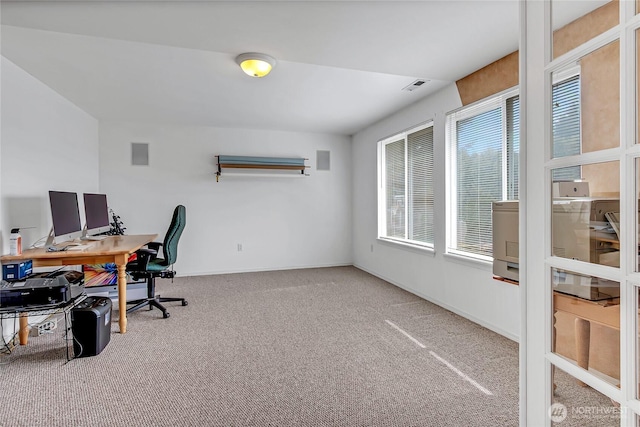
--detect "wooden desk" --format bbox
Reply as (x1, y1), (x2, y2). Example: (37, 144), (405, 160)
(553, 291), (621, 386)
(1, 234), (156, 340)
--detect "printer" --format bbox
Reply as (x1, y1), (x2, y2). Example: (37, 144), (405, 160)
(492, 197), (622, 300)
(0, 271), (85, 309)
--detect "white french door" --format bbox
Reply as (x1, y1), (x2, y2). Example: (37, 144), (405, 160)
(523, 1), (640, 426)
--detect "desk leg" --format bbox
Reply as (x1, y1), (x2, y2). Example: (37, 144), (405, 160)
(575, 318), (591, 387)
(19, 315), (29, 345)
(117, 262), (127, 334)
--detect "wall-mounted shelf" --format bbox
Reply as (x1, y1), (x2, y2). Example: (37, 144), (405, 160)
(215, 155), (308, 181)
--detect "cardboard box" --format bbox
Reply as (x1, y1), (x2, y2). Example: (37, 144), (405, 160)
(2, 260), (33, 281)
(553, 181), (590, 198)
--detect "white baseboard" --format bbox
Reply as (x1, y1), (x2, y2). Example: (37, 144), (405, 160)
(354, 263), (520, 343)
(182, 262), (353, 277)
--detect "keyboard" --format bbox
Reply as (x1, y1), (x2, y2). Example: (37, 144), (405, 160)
(46, 241), (95, 252)
(66, 243), (93, 251)
(83, 235), (108, 241)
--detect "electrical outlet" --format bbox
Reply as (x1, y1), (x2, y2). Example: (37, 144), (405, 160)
(371, 244), (374, 252)
(237, 243), (242, 252)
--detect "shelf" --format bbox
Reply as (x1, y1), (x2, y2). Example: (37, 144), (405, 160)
(216, 155), (307, 181)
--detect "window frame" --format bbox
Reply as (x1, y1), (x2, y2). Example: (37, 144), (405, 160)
(377, 121), (435, 250)
(446, 88), (519, 263)
(550, 65), (582, 181)
(446, 69), (582, 263)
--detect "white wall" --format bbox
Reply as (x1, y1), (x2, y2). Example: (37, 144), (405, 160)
(99, 122), (352, 276)
(1, 57), (99, 343)
(352, 83), (520, 341)
(1, 57), (100, 251)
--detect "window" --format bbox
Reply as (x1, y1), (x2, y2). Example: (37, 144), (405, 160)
(378, 123), (434, 248)
(447, 94), (511, 260)
(552, 75), (581, 180)
(446, 77), (580, 260)
(506, 96), (520, 200)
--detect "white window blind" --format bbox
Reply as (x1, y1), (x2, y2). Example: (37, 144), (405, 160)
(408, 127), (435, 243)
(552, 75), (581, 181)
(506, 96), (520, 200)
(455, 106), (503, 258)
(379, 123), (434, 247)
(385, 139), (405, 239)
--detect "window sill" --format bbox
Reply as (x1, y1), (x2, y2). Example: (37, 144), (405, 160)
(443, 252), (492, 271)
(377, 238), (436, 256)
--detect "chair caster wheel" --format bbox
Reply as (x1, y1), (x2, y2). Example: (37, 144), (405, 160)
(163, 312), (170, 319)
(182, 300), (188, 306)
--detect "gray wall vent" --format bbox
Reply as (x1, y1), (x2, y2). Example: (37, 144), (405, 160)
(317, 150), (330, 171)
(131, 142), (149, 166)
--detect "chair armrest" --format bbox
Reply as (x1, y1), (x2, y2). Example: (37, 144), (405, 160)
(128, 247), (158, 272)
(137, 247), (158, 257)
(147, 242), (163, 252)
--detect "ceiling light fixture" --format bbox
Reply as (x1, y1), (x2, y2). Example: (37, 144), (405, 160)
(235, 53), (277, 78)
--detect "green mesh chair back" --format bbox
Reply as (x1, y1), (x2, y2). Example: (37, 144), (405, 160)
(161, 205), (186, 266)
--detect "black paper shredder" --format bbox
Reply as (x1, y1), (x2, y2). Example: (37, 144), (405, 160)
(71, 297), (112, 357)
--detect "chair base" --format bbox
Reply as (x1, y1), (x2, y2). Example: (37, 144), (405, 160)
(126, 296), (188, 319)
(125, 270), (187, 319)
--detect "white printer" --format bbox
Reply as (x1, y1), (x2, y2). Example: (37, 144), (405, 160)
(492, 197), (621, 300)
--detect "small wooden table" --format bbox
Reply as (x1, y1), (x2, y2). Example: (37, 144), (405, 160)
(1, 234), (156, 341)
(553, 291), (621, 385)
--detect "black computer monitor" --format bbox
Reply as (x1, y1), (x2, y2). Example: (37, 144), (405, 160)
(48, 191), (83, 243)
(83, 193), (111, 236)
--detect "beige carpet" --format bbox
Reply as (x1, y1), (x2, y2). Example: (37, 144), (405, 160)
(0, 266), (519, 426)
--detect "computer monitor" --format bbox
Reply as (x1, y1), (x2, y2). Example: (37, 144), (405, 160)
(48, 191), (83, 244)
(83, 193), (111, 236)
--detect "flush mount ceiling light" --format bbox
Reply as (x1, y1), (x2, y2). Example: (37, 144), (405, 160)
(235, 53), (277, 78)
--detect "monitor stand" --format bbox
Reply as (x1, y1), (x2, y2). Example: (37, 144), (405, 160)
(80, 225), (108, 241)
(44, 227), (55, 249)
(44, 227), (85, 251)
(80, 224), (89, 240)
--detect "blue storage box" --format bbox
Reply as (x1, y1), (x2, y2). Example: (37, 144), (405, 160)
(2, 260), (33, 281)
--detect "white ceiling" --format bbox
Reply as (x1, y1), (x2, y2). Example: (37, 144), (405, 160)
(0, 1), (605, 136)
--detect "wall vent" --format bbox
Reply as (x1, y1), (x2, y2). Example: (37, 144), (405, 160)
(401, 79), (430, 92)
(317, 150), (330, 171)
(131, 142), (149, 166)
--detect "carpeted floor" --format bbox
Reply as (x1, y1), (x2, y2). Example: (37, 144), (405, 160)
(1, 266), (522, 426)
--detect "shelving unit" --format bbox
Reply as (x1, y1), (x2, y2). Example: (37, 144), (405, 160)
(215, 155), (307, 181)
(0, 294), (87, 360)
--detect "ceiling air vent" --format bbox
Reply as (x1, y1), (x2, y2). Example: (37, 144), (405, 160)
(401, 79), (430, 92)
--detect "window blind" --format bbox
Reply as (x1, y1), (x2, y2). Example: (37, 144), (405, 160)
(552, 75), (581, 181)
(408, 127), (434, 244)
(385, 139), (405, 239)
(380, 123), (434, 247)
(456, 107), (503, 257)
(506, 96), (520, 200)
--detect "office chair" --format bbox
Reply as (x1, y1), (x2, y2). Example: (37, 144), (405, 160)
(126, 205), (187, 318)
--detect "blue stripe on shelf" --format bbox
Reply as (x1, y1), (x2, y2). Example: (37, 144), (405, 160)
(218, 155), (305, 166)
